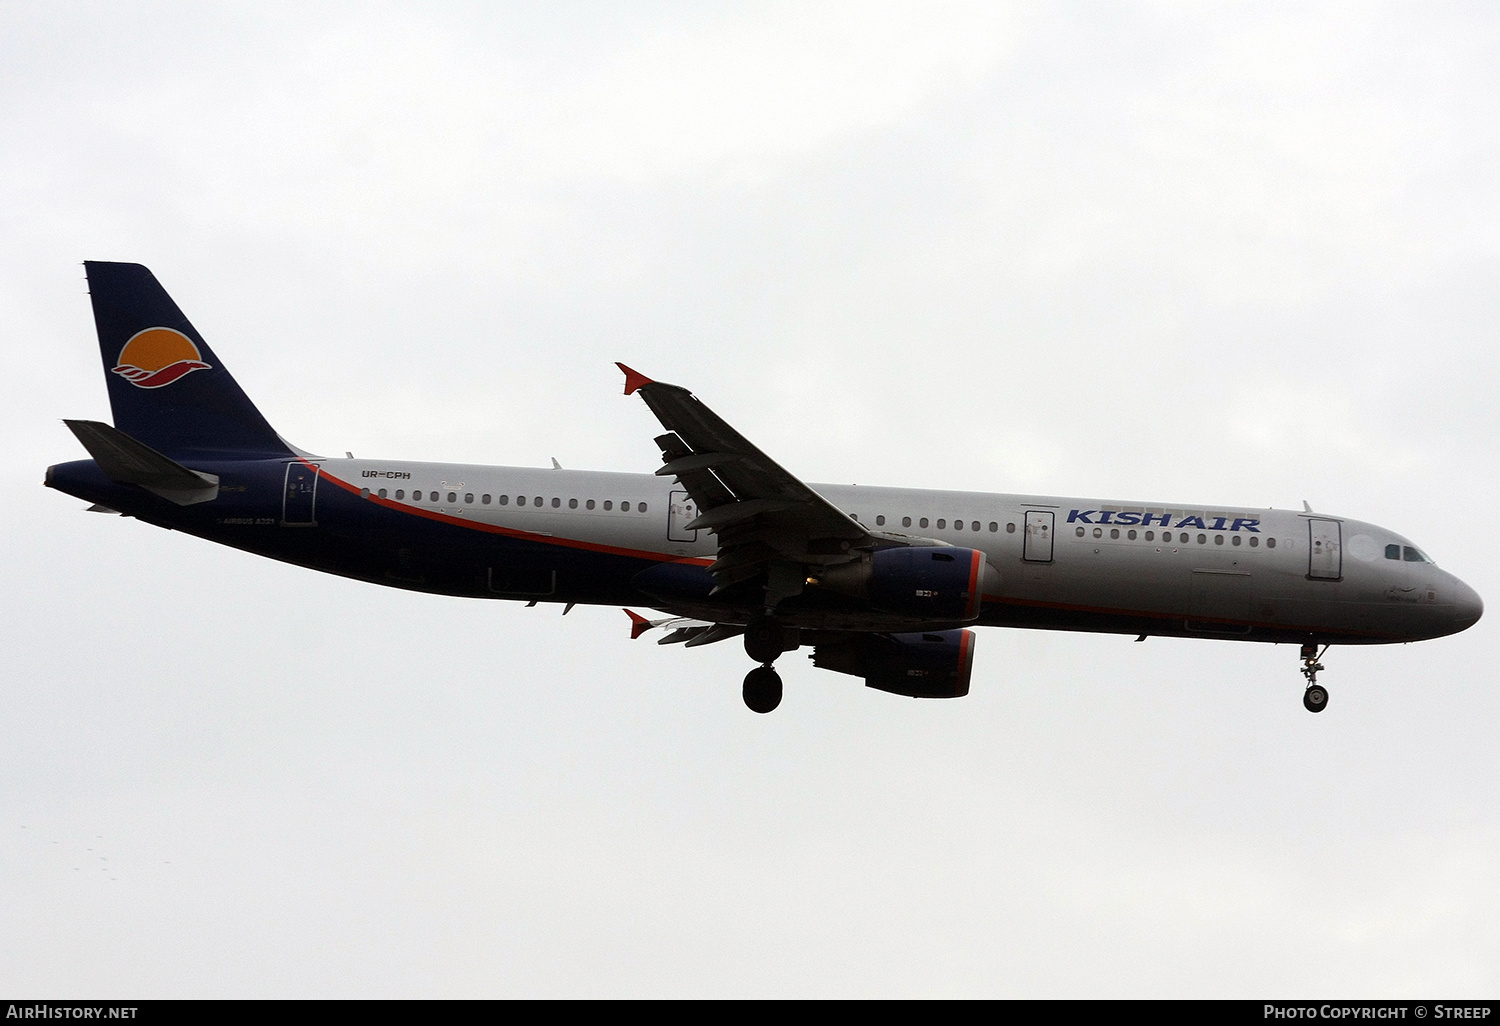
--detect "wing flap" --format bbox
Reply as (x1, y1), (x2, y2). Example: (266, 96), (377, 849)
(621, 365), (872, 606)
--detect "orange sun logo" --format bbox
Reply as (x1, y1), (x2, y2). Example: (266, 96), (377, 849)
(111, 328), (212, 389)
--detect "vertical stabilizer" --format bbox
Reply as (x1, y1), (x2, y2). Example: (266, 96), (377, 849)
(84, 261), (293, 460)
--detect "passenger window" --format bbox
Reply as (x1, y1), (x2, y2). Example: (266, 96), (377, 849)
(360, 488), (370, 499)
(1076, 527), (1085, 537)
(1144, 531), (1154, 541)
(569, 498), (577, 509)
(395, 489), (404, 500)
(1110, 528), (1119, 539)
(604, 501), (613, 511)
(971, 521), (980, 531)
(902, 517), (912, 528)
(498, 495), (508, 505)
(1006, 523), (1015, 533)
(481, 494), (490, 504)
(1092, 527), (1102, 538)
(919, 518), (929, 528)
(638, 502), (647, 513)
(1267, 538), (1276, 549)
(622, 501), (631, 512)
(1249, 536), (1258, 547)
(876, 515), (886, 526)
(378, 488), (387, 499)
(1231, 535), (1240, 546)
(586, 499), (595, 510)
(1127, 529), (1136, 540)
(1214, 535), (1223, 545)
(551, 497), (560, 508)
(1197, 534), (1206, 544)
(990, 522), (999, 532)
(465, 493), (474, 505)
(1180, 533), (1190, 543)
(936, 519), (946, 529)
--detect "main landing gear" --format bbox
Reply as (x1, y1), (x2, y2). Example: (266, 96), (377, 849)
(1300, 642), (1329, 714)
(741, 617), (796, 714)
(743, 665), (782, 714)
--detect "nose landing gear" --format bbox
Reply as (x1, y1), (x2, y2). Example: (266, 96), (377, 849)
(1300, 643), (1329, 713)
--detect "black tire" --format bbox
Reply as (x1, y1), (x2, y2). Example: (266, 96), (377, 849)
(1303, 685), (1328, 713)
(743, 617), (784, 665)
(743, 665), (783, 714)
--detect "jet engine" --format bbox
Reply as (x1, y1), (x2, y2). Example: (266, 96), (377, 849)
(818, 546), (994, 623)
(811, 628), (976, 698)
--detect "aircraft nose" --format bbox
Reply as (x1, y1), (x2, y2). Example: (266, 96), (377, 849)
(1451, 577), (1483, 632)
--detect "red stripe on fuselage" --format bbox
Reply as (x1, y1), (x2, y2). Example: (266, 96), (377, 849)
(311, 460), (714, 567)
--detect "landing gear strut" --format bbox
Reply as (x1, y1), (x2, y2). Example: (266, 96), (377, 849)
(1300, 643), (1329, 713)
(741, 616), (795, 713)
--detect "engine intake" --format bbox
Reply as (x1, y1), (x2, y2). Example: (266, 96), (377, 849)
(812, 629), (976, 698)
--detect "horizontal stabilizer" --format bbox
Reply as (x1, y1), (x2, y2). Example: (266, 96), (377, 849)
(64, 419), (220, 505)
(623, 608), (729, 642)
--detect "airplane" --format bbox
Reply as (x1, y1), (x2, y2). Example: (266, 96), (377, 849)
(46, 262), (1483, 714)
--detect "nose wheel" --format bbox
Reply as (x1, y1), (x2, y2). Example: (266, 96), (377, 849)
(1300, 643), (1329, 713)
(743, 665), (783, 714)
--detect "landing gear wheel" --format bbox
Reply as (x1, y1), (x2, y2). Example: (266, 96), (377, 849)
(1299, 642), (1330, 713)
(743, 665), (783, 714)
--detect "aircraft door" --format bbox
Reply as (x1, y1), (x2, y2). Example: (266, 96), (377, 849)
(1308, 519), (1342, 580)
(1023, 511), (1054, 562)
(667, 490), (698, 543)
(282, 462), (319, 526)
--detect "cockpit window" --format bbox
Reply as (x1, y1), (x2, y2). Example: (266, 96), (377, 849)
(1385, 544), (1401, 560)
(1403, 546), (1431, 563)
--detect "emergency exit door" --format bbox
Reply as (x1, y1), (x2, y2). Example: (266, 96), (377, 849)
(667, 490), (698, 542)
(282, 462), (319, 526)
(1023, 511), (1054, 562)
(1307, 519), (1342, 580)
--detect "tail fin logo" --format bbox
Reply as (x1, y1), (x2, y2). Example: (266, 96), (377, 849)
(112, 328), (212, 389)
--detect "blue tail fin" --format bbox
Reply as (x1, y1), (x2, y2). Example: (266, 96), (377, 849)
(85, 261), (293, 460)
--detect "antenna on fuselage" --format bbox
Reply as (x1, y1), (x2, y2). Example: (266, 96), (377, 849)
(1302, 500), (1313, 512)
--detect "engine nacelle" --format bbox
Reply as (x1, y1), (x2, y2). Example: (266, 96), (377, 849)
(812, 629), (976, 698)
(819, 546), (992, 623)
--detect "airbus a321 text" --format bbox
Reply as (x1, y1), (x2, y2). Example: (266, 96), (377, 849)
(48, 262), (1483, 714)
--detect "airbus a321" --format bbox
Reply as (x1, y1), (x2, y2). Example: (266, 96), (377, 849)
(47, 262), (1483, 714)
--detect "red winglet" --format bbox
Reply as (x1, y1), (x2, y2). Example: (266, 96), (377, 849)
(624, 608), (652, 640)
(616, 362), (654, 396)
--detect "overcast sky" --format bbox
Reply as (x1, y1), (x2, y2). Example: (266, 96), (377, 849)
(2, 1), (1497, 997)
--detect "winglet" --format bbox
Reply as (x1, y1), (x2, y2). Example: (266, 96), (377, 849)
(624, 608), (652, 640)
(616, 363), (654, 396)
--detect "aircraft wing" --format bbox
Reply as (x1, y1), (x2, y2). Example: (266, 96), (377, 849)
(618, 364), (872, 604)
